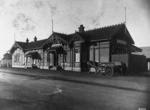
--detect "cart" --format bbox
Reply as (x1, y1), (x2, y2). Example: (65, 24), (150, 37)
(87, 61), (126, 77)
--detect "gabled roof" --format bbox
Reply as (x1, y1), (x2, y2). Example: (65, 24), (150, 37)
(47, 32), (70, 45)
(24, 39), (47, 50)
(53, 23), (134, 44)
(84, 23), (133, 42)
(10, 23), (135, 53)
(69, 32), (90, 43)
(16, 41), (27, 49)
(54, 32), (72, 42)
(10, 41), (26, 53)
(10, 39), (48, 53)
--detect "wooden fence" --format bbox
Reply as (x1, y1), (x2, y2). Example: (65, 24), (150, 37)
(112, 54), (147, 74)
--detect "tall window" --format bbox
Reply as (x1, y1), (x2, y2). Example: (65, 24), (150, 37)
(27, 57), (31, 63)
(90, 46), (94, 61)
(95, 49), (99, 62)
(40, 53), (43, 62)
(44, 52), (47, 63)
(47, 53), (50, 62)
(49, 53), (53, 65)
(13, 48), (21, 62)
(74, 43), (80, 67)
(14, 54), (20, 62)
(89, 42), (110, 63)
(66, 50), (70, 62)
(90, 44), (99, 62)
(100, 42), (109, 62)
(75, 48), (80, 62)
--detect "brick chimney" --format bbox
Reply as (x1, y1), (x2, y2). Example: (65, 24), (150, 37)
(78, 24), (85, 33)
(26, 38), (29, 43)
(34, 36), (37, 42)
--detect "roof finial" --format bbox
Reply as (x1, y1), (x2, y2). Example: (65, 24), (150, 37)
(125, 6), (126, 25)
(52, 19), (54, 33)
(14, 33), (16, 42)
(124, 6), (127, 34)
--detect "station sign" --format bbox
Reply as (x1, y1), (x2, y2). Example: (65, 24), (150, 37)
(117, 39), (126, 45)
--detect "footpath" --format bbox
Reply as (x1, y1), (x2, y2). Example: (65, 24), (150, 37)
(0, 67), (150, 93)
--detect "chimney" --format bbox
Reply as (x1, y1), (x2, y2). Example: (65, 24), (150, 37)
(78, 24), (85, 33)
(26, 38), (29, 43)
(34, 36), (37, 42)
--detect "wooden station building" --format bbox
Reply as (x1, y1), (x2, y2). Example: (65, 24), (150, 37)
(10, 23), (145, 72)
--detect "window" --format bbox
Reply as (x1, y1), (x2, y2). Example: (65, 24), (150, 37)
(66, 50), (70, 62)
(49, 53), (53, 64)
(100, 48), (109, 62)
(90, 46), (94, 61)
(47, 53), (50, 62)
(99, 42), (109, 62)
(75, 49), (80, 62)
(44, 52), (47, 63)
(27, 57), (31, 63)
(14, 54), (19, 62)
(95, 49), (99, 62)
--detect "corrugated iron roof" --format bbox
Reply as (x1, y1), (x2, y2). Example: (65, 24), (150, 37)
(130, 45), (142, 52)
(134, 47), (150, 58)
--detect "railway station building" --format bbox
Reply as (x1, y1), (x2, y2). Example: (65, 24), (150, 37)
(10, 23), (146, 73)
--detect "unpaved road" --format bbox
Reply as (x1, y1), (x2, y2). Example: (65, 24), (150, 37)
(0, 71), (150, 110)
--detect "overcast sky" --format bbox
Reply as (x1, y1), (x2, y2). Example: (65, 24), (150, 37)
(0, 0), (150, 59)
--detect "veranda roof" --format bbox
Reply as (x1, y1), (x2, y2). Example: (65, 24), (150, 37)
(130, 45), (142, 52)
(48, 46), (67, 55)
(25, 52), (41, 60)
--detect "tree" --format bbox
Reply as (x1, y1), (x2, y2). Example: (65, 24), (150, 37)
(2, 52), (12, 60)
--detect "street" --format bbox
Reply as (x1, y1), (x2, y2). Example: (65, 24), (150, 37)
(0, 71), (150, 110)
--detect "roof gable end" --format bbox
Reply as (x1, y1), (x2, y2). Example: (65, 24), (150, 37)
(10, 41), (26, 53)
(47, 32), (69, 45)
(69, 32), (85, 44)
